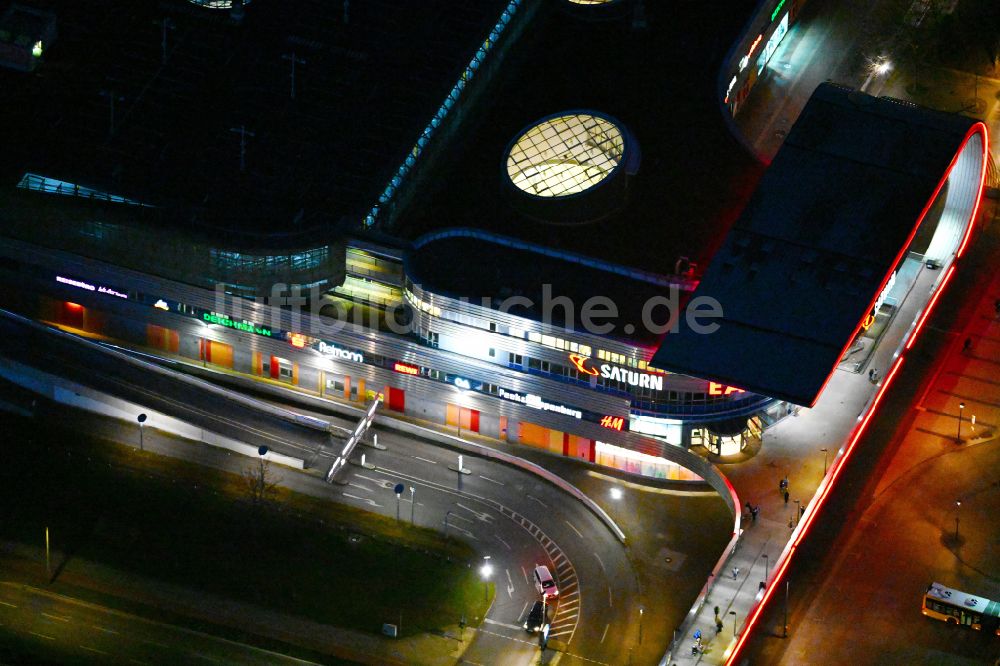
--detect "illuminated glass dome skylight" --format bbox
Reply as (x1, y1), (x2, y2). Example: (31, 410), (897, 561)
(506, 113), (625, 198)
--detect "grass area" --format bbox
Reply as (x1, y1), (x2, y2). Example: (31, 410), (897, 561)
(0, 410), (489, 639)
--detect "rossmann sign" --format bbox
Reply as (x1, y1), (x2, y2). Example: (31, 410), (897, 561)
(568, 354), (664, 391)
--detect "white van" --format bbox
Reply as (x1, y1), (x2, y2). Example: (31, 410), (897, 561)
(533, 564), (558, 599)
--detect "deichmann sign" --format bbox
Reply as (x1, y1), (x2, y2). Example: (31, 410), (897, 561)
(568, 354), (664, 391)
(498, 387), (582, 419)
(202, 311), (272, 337)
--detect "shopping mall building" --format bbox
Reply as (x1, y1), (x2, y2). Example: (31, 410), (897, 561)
(0, 0), (989, 480)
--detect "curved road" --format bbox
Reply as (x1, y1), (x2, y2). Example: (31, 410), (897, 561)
(0, 313), (648, 665)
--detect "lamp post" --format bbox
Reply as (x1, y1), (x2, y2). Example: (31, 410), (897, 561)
(955, 500), (961, 542)
(794, 499), (801, 527)
(480, 556), (493, 602)
(638, 606), (644, 645)
(409, 486), (415, 524)
(137, 413), (147, 451)
(729, 610), (737, 638)
(762, 553), (769, 584)
(783, 580), (789, 638)
(957, 402), (966, 442)
(820, 447), (828, 476)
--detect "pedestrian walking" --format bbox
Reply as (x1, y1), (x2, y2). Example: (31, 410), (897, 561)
(963, 337), (972, 354)
(751, 505), (759, 522)
(732, 566), (739, 580)
(783, 490), (790, 505)
(715, 614), (724, 634)
(868, 368), (875, 381)
(779, 476), (788, 493)
(871, 368), (879, 382)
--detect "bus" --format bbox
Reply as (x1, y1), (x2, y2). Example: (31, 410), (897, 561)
(922, 582), (1000, 634)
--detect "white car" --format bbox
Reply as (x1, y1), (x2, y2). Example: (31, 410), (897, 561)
(533, 564), (558, 599)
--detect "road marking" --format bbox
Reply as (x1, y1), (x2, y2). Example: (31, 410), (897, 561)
(30, 631), (54, 640)
(93, 625), (119, 634)
(483, 617), (523, 631)
(80, 645), (108, 655)
(478, 628), (536, 646)
(456, 502), (494, 523)
(600, 623), (610, 643)
(506, 569), (515, 599)
(522, 566), (530, 586)
(449, 525), (478, 540)
(449, 512), (474, 524)
(593, 552), (605, 573)
(412, 455), (438, 465)
(479, 475), (505, 486)
(526, 494), (548, 508)
(346, 482), (372, 492)
(608, 584), (613, 608)
(0, 601), (16, 608)
(520, 600), (530, 620)
(564, 520), (583, 538)
(42, 612), (70, 622)
(494, 534), (511, 550)
(342, 492), (382, 508)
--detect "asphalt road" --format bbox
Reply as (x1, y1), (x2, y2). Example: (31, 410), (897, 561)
(0, 311), (698, 665)
(0, 582), (317, 665)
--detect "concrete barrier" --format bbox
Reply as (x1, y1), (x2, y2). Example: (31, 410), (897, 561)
(0, 360), (304, 470)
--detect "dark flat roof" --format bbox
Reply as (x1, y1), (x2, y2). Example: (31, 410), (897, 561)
(0, 0), (507, 242)
(406, 231), (695, 347)
(652, 83), (982, 405)
(397, 0), (763, 276)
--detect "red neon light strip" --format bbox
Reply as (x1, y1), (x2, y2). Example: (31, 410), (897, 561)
(726, 358), (905, 663)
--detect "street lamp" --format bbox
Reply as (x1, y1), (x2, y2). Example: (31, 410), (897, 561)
(409, 486), (415, 525)
(638, 606), (644, 645)
(729, 610), (737, 638)
(820, 447), (828, 476)
(761, 553), (769, 584)
(480, 556), (493, 602)
(955, 500), (961, 542)
(794, 499), (801, 527)
(957, 402), (966, 442)
(137, 413), (147, 451)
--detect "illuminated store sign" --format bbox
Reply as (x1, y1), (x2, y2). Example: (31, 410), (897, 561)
(393, 361), (420, 375)
(498, 387), (582, 419)
(862, 270), (898, 331)
(708, 382), (746, 396)
(758, 12), (789, 74)
(568, 354), (664, 391)
(316, 340), (364, 363)
(202, 312), (272, 337)
(600, 415), (626, 431)
(56, 275), (128, 300)
(453, 377), (472, 390)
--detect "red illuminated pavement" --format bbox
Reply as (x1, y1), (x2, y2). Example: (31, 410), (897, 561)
(734, 212), (1000, 665)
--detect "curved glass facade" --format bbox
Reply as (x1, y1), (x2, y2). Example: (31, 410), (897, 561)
(506, 113), (624, 197)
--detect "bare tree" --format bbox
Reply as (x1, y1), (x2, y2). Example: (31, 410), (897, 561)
(243, 457), (279, 506)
